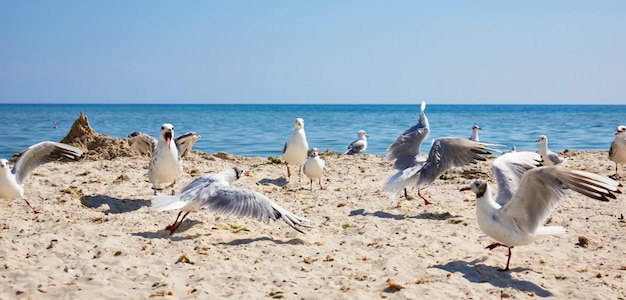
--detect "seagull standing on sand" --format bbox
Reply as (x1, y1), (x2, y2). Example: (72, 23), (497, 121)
(303, 147), (326, 190)
(127, 124), (201, 194)
(152, 167), (310, 235)
(536, 135), (566, 166)
(460, 151), (619, 271)
(282, 118), (309, 179)
(384, 101), (430, 200)
(0, 142), (83, 214)
(469, 125), (481, 142)
(383, 137), (497, 205)
(609, 125), (626, 178)
(345, 130), (369, 155)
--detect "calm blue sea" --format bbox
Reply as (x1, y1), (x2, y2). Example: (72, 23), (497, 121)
(1, 104), (625, 159)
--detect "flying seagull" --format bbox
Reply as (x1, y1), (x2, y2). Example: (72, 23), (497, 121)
(461, 151), (619, 271)
(0, 142), (83, 214)
(384, 101), (430, 199)
(152, 167), (310, 235)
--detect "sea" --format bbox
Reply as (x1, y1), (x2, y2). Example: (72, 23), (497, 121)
(1, 104), (625, 160)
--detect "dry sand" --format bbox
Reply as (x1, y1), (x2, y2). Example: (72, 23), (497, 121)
(1, 116), (624, 299)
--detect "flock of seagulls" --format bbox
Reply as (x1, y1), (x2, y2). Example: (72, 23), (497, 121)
(0, 103), (624, 272)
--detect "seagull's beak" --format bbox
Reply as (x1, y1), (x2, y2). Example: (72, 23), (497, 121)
(459, 186), (471, 192)
(165, 130), (173, 148)
(245, 172), (254, 178)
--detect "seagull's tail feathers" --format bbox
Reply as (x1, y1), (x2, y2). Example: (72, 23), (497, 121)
(536, 226), (566, 236)
(382, 167), (421, 197)
(269, 200), (312, 234)
(152, 194), (187, 212)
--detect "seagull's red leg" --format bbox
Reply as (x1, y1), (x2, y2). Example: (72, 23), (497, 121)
(169, 211), (191, 235)
(23, 198), (40, 214)
(287, 165), (291, 178)
(165, 211), (183, 231)
(318, 178), (325, 190)
(501, 246), (513, 272)
(485, 242), (514, 271)
(417, 189), (433, 205)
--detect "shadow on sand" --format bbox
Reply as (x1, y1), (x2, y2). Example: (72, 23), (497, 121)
(349, 208), (461, 221)
(80, 195), (151, 214)
(430, 258), (552, 297)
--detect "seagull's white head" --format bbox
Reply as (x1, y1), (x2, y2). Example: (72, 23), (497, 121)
(535, 135), (548, 144)
(357, 130), (369, 139)
(232, 167), (253, 180)
(0, 159), (8, 169)
(160, 123), (175, 148)
(308, 147), (319, 158)
(616, 125), (626, 136)
(294, 118), (305, 129)
(460, 180), (488, 198)
(472, 125), (481, 131)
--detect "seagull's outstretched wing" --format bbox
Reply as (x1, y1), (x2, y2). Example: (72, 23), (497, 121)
(497, 167), (619, 236)
(415, 137), (496, 187)
(175, 132), (201, 158)
(492, 151), (542, 206)
(127, 132), (157, 156)
(200, 186), (310, 233)
(13, 142), (83, 185)
(384, 101), (430, 170)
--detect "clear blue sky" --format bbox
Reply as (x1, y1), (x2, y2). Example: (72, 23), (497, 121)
(1, 1), (625, 104)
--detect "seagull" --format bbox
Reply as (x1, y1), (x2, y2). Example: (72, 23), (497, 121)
(282, 118), (309, 179)
(127, 124), (201, 194)
(0, 142), (83, 214)
(303, 147), (326, 190)
(345, 130), (369, 155)
(152, 167), (310, 235)
(609, 125), (626, 179)
(384, 101), (430, 199)
(535, 135), (566, 166)
(383, 137), (497, 205)
(469, 125), (481, 142)
(460, 151), (619, 271)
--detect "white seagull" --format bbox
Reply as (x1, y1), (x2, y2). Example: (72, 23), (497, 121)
(0, 142), (83, 214)
(282, 118), (309, 179)
(345, 130), (369, 155)
(303, 147), (326, 190)
(152, 167), (310, 235)
(609, 125), (626, 178)
(384, 101), (430, 199)
(535, 135), (566, 166)
(460, 151), (619, 271)
(383, 137), (497, 205)
(127, 124), (201, 194)
(469, 125), (481, 142)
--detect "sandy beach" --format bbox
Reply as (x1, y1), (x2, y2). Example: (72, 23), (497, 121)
(1, 117), (624, 299)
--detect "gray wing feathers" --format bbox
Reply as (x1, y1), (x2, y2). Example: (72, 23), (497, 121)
(13, 141), (83, 185)
(175, 132), (201, 158)
(492, 151), (542, 206)
(415, 138), (494, 187)
(200, 187), (309, 233)
(498, 167), (619, 236)
(345, 140), (365, 155)
(384, 101), (430, 170)
(127, 132), (157, 156)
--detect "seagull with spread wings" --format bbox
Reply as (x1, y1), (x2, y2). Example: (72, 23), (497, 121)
(0, 142), (83, 214)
